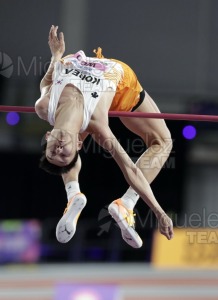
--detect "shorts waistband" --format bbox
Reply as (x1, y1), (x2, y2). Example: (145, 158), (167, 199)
(131, 89), (145, 111)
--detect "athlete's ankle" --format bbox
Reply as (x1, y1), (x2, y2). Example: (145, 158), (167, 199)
(65, 181), (80, 201)
(121, 186), (139, 210)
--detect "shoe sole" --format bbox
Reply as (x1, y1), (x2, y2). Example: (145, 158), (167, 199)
(108, 203), (143, 249)
(56, 194), (87, 243)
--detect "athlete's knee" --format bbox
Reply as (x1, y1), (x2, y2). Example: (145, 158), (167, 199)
(159, 128), (173, 153)
(143, 128), (173, 156)
(161, 133), (173, 157)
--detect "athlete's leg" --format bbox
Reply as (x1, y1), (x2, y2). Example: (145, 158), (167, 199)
(120, 92), (173, 184)
(108, 92), (172, 248)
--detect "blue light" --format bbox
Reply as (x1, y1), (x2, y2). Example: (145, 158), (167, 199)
(182, 125), (196, 140)
(6, 112), (20, 126)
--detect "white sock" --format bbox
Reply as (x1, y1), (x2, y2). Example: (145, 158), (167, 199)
(65, 181), (80, 201)
(121, 186), (139, 210)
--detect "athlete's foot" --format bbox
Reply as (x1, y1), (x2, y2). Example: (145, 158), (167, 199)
(108, 199), (143, 248)
(56, 193), (87, 243)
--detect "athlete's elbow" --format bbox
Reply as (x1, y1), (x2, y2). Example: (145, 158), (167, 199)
(35, 99), (47, 120)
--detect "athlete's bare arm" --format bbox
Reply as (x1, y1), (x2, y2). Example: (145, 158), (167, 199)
(40, 25), (65, 94)
(61, 131), (89, 184)
(62, 155), (82, 184)
(35, 26), (65, 120)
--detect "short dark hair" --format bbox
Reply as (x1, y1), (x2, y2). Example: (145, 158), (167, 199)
(39, 142), (79, 175)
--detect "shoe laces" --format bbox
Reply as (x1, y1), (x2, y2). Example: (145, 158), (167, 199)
(125, 211), (136, 228)
(114, 199), (136, 228)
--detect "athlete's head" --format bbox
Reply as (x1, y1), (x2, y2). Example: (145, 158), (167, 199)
(39, 129), (82, 175)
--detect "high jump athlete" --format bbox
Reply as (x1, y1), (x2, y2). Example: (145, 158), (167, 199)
(35, 25), (173, 248)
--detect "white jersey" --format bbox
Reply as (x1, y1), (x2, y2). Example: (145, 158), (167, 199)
(48, 50), (123, 132)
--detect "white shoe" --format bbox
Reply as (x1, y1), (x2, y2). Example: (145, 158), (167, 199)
(108, 199), (143, 248)
(56, 193), (87, 243)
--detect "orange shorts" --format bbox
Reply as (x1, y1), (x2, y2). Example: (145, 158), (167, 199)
(109, 59), (143, 112)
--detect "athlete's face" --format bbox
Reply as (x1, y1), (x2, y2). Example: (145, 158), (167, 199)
(45, 129), (81, 166)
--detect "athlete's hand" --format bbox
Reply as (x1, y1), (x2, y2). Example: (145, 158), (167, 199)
(48, 25), (65, 61)
(157, 213), (174, 240)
